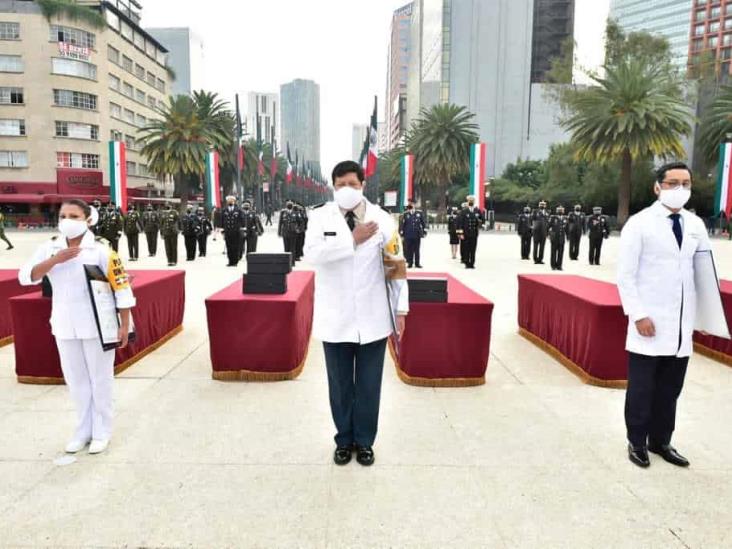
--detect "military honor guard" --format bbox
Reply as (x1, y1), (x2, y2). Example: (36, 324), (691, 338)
(566, 204), (586, 261)
(548, 205), (567, 271)
(588, 206), (610, 265)
(180, 205), (200, 262)
(516, 206), (532, 260)
(222, 195), (244, 267)
(123, 203), (142, 261)
(456, 195), (484, 269)
(142, 204), (160, 257)
(19, 199), (136, 455)
(241, 200), (264, 258)
(100, 202), (123, 252)
(399, 199), (427, 268)
(447, 206), (460, 259)
(293, 203), (308, 262)
(160, 203), (180, 267)
(278, 200), (298, 259)
(531, 200), (549, 264)
(0, 207), (13, 250)
(196, 206), (213, 257)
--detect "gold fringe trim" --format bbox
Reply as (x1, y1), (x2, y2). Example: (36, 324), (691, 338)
(387, 338), (486, 387)
(16, 324), (184, 385)
(518, 328), (627, 389)
(694, 341), (732, 368)
(0, 335), (12, 348)
(212, 341), (310, 382)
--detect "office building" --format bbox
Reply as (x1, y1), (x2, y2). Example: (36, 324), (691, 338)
(687, 0), (732, 76)
(385, 2), (412, 151)
(242, 92), (279, 146)
(531, 0), (575, 83)
(146, 27), (205, 96)
(352, 123), (368, 162)
(280, 78), (320, 169)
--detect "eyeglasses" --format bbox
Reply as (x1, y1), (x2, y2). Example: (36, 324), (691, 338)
(661, 180), (692, 190)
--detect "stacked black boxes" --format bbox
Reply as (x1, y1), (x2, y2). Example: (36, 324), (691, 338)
(243, 253), (292, 295)
(407, 277), (448, 303)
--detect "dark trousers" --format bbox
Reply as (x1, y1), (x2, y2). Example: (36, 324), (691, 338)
(242, 235), (258, 258)
(463, 235), (478, 267)
(197, 234), (208, 257)
(285, 234), (300, 261)
(625, 353), (689, 447)
(108, 237), (119, 253)
(532, 235), (545, 263)
(568, 235), (581, 260)
(459, 238), (466, 263)
(0, 230), (13, 248)
(163, 234), (178, 265)
(265, 215), (273, 226)
(404, 237), (422, 267)
(550, 239), (564, 270)
(323, 338), (387, 448)
(184, 235), (197, 261)
(296, 233), (305, 260)
(145, 231), (157, 256)
(126, 233), (139, 260)
(589, 237), (603, 265)
(224, 232), (242, 266)
(520, 234), (531, 259)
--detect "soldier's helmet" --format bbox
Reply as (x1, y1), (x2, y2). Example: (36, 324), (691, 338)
(523, 205), (531, 214)
(574, 204), (581, 211)
(593, 206), (602, 215)
(556, 205), (565, 214)
(539, 200), (547, 208)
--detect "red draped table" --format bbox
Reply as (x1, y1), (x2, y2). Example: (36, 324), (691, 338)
(10, 270), (185, 384)
(0, 269), (39, 347)
(205, 271), (314, 381)
(694, 279), (732, 367)
(389, 273), (494, 387)
(518, 274), (628, 388)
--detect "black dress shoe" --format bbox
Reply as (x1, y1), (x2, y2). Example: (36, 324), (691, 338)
(355, 445), (375, 466)
(628, 444), (650, 468)
(333, 446), (353, 466)
(415, 265), (423, 268)
(649, 444), (690, 467)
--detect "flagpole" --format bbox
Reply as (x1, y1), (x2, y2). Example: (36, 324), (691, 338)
(235, 93), (243, 201)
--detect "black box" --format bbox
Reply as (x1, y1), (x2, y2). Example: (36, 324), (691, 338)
(246, 252), (293, 274)
(243, 273), (288, 295)
(408, 277), (448, 303)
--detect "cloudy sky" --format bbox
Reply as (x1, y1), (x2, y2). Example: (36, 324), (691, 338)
(142, 0), (611, 172)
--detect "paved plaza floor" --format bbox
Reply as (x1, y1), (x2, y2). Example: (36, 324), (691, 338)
(0, 223), (731, 548)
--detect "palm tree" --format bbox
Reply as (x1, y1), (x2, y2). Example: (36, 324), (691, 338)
(698, 85), (732, 165)
(561, 57), (691, 225)
(408, 104), (479, 208)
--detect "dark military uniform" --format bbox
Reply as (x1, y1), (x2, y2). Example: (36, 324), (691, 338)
(566, 208), (586, 261)
(160, 207), (180, 266)
(399, 207), (427, 268)
(241, 206), (264, 258)
(588, 210), (610, 265)
(278, 205), (298, 257)
(222, 204), (244, 266)
(123, 206), (142, 261)
(294, 205), (307, 261)
(548, 210), (567, 271)
(0, 211), (13, 250)
(142, 207), (160, 256)
(517, 209), (532, 260)
(531, 207), (549, 264)
(100, 207), (124, 252)
(456, 206), (484, 269)
(196, 210), (213, 257)
(180, 209), (200, 261)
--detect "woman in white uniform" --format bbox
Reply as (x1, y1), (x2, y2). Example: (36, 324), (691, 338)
(19, 199), (136, 455)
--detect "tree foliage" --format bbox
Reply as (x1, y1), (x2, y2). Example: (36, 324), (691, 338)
(36, 0), (106, 29)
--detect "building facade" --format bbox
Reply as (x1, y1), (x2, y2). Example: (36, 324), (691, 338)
(352, 123), (368, 162)
(687, 0), (732, 76)
(146, 27), (204, 96)
(385, 2), (412, 151)
(0, 0), (171, 218)
(280, 78), (320, 170)
(531, 0), (575, 83)
(242, 92), (278, 146)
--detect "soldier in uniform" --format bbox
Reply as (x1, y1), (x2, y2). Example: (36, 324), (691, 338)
(0, 207), (13, 250)
(588, 206), (610, 265)
(447, 206), (460, 259)
(458, 201), (468, 264)
(160, 203), (180, 267)
(456, 195), (484, 269)
(196, 206), (213, 257)
(548, 205), (568, 271)
(180, 204), (199, 261)
(531, 200), (549, 264)
(142, 204), (160, 257)
(222, 195), (244, 267)
(100, 202), (123, 252)
(296, 204), (308, 262)
(399, 199), (427, 268)
(516, 205), (532, 260)
(278, 200), (297, 257)
(241, 199), (264, 258)
(566, 204), (586, 261)
(123, 203), (142, 261)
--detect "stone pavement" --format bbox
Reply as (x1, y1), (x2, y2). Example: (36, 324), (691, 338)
(0, 225), (730, 548)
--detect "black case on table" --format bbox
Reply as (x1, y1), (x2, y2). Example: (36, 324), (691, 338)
(242, 273), (288, 295)
(246, 252), (293, 275)
(407, 277), (448, 303)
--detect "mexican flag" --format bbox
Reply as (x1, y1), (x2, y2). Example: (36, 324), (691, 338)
(257, 150), (264, 176)
(400, 154), (414, 212)
(716, 142), (732, 217)
(469, 143), (487, 211)
(366, 97), (378, 178)
(205, 151), (221, 209)
(108, 140), (127, 214)
(286, 158), (293, 183)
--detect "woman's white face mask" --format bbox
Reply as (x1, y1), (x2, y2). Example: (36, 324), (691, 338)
(58, 218), (88, 239)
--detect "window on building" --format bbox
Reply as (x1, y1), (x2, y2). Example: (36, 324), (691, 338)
(53, 89), (97, 110)
(725, 18), (732, 30)
(126, 161), (137, 175)
(123, 81), (134, 97)
(725, 33), (732, 46)
(0, 54), (23, 72)
(0, 119), (25, 136)
(122, 55), (133, 72)
(109, 73), (120, 91)
(124, 108), (135, 124)
(693, 38), (704, 51)
(110, 102), (122, 119)
(723, 46), (732, 59)
(147, 96), (157, 110)
(110, 129), (123, 141)
(696, 10), (706, 22)
(50, 25), (95, 49)
(712, 7), (721, 18)
(156, 50), (166, 66)
(709, 36), (719, 48)
(0, 22), (20, 40)
(145, 39), (156, 58)
(133, 30), (144, 50)
(711, 21), (721, 33)
(136, 89), (146, 103)
(56, 152), (99, 169)
(135, 63), (145, 79)
(120, 21), (133, 41)
(124, 134), (136, 150)
(156, 78), (165, 93)
(52, 58), (97, 80)
(105, 9), (120, 30)
(146, 71), (156, 86)
(136, 114), (146, 127)
(695, 24), (706, 36)
(108, 45), (119, 64)
(55, 121), (98, 140)
(0, 150), (28, 168)
(0, 87), (23, 104)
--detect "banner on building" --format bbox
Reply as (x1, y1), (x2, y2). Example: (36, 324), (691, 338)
(384, 190), (398, 208)
(108, 141), (127, 213)
(716, 142), (732, 218)
(400, 154), (414, 212)
(469, 143), (487, 211)
(205, 151), (221, 210)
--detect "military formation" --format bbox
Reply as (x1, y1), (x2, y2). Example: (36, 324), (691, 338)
(516, 202), (610, 268)
(278, 199), (308, 264)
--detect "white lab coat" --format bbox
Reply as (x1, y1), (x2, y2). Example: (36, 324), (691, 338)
(304, 200), (409, 344)
(617, 201), (711, 357)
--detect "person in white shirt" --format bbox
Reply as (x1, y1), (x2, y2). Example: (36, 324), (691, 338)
(617, 162), (711, 469)
(19, 199), (136, 455)
(304, 161), (409, 466)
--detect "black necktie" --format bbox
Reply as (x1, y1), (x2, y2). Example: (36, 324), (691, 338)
(345, 211), (356, 232)
(669, 213), (682, 249)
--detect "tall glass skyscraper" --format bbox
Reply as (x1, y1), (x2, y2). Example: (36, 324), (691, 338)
(280, 79), (320, 170)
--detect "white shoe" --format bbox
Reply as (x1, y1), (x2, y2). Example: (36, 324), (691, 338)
(88, 439), (109, 454)
(65, 439), (90, 453)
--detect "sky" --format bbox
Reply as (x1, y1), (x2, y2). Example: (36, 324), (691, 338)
(141, 0), (611, 173)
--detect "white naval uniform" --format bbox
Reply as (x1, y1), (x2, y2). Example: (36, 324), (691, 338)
(617, 200), (711, 358)
(304, 199), (409, 344)
(19, 230), (136, 442)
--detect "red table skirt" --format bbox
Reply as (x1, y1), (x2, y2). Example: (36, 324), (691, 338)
(694, 279), (732, 367)
(389, 273), (494, 387)
(205, 271), (314, 381)
(0, 269), (40, 346)
(518, 274), (628, 388)
(10, 270), (185, 384)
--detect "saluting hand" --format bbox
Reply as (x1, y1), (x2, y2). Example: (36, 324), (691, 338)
(353, 221), (378, 245)
(52, 247), (82, 265)
(635, 317), (656, 338)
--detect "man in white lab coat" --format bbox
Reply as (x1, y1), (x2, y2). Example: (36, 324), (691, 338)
(617, 162), (711, 468)
(304, 161), (409, 466)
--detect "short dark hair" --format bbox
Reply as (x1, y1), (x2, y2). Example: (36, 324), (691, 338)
(331, 160), (364, 184)
(656, 161), (692, 184)
(61, 198), (91, 219)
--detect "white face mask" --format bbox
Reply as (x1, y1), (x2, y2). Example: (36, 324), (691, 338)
(656, 184), (691, 210)
(334, 186), (363, 210)
(58, 218), (88, 239)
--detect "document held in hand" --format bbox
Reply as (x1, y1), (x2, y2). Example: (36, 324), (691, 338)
(84, 264), (136, 351)
(693, 250), (731, 339)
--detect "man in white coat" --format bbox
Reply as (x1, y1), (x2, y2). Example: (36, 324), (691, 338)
(304, 161), (409, 466)
(617, 162), (711, 468)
